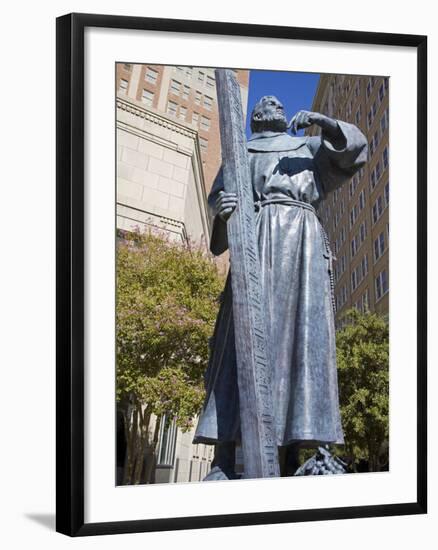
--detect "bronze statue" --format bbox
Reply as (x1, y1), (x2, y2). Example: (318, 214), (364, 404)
(194, 86), (368, 480)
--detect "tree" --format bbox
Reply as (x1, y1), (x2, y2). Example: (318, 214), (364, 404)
(116, 229), (224, 484)
(335, 309), (389, 472)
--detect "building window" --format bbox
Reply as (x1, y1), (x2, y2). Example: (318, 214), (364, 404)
(356, 288), (369, 312)
(350, 204), (359, 228)
(192, 112), (199, 126)
(182, 85), (190, 100)
(338, 284), (348, 308)
(372, 195), (384, 224)
(185, 66), (193, 77)
(361, 254), (369, 277)
(383, 147), (389, 170)
(351, 225), (366, 259)
(335, 253), (346, 283)
(195, 91), (202, 105)
(375, 160), (382, 181)
(340, 254), (346, 274)
(340, 226), (346, 244)
(178, 105), (187, 121)
(374, 231), (386, 261)
(156, 415), (177, 467)
(119, 78), (129, 92)
(198, 70), (205, 83)
(380, 108), (389, 134)
(384, 181), (389, 206)
(204, 95), (213, 110)
(355, 105), (362, 125)
(200, 116), (211, 131)
(141, 89), (154, 106)
(354, 81), (360, 97)
(359, 190), (365, 211)
(145, 67), (158, 84)
(359, 221), (367, 243)
(366, 80), (371, 98)
(378, 82), (385, 102)
(369, 130), (379, 156)
(206, 75), (215, 89)
(123, 63), (132, 71)
(370, 161), (382, 190)
(351, 236), (358, 257)
(199, 137), (208, 152)
(351, 270), (358, 291)
(351, 255), (368, 292)
(349, 174), (359, 198)
(170, 79), (181, 95)
(375, 269), (389, 301)
(167, 100), (178, 116)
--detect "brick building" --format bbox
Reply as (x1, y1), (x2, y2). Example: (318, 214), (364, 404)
(308, 74), (389, 321)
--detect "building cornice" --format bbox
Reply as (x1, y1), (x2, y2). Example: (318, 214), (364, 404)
(117, 96), (198, 140)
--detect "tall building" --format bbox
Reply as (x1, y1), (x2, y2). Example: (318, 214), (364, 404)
(116, 63), (249, 484)
(117, 63), (249, 197)
(308, 74), (389, 321)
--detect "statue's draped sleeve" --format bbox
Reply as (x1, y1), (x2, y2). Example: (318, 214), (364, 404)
(306, 120), (368, 197)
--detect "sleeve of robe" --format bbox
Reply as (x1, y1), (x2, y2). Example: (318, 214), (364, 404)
(306, 120), (368, 198)
(208, 167), (229, 256)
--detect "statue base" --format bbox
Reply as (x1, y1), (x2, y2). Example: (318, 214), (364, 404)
(294, 446), (347, 476)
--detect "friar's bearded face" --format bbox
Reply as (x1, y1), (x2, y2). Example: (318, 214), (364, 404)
(250, 95), (288, 133)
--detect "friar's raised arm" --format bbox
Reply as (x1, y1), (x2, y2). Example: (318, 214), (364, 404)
(307, 120), (368, 197)
(208, 167), (229, 256)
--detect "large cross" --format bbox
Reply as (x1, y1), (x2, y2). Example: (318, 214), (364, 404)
(215, 69), (280, 479)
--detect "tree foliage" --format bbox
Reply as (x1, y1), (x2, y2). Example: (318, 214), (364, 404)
(336, 309), (389, 471)
(116, 229), (224, 483)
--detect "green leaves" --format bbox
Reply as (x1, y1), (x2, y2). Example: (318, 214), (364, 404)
(116, 229), (224, 427)
(336, 309), (389, 471)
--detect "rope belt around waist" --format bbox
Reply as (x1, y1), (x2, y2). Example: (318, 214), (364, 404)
(254, 197), (316, 215)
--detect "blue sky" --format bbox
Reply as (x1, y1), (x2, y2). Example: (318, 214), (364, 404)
(245, 70), (320, 138)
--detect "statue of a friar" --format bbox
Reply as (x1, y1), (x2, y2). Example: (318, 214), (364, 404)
(193, 95), (368, 479)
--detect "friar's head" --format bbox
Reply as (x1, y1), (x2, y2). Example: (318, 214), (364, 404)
(250, 95), (288, 134)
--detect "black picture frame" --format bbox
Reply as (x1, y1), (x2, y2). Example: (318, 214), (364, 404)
(56, 12), (427, 537)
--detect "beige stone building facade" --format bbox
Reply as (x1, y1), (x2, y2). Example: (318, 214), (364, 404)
(116, 96), (211, 247)
(308, 74), (389, 321)
(116, 63), (249, 484)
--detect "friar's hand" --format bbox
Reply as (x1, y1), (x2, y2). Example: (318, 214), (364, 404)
(289, 111), (337, 135)
(216, 191), (238, 221)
